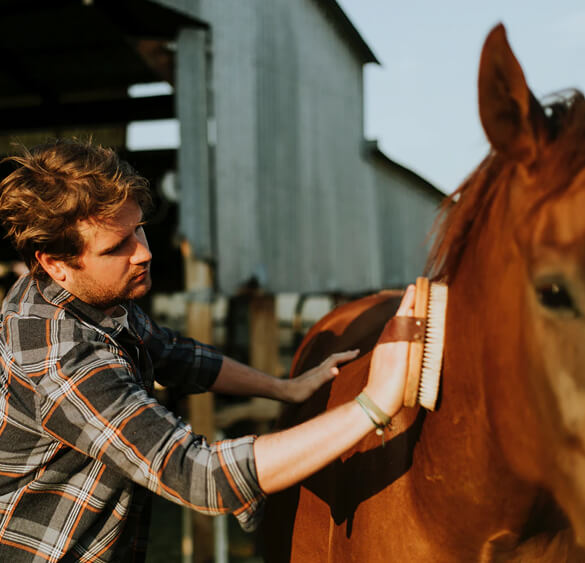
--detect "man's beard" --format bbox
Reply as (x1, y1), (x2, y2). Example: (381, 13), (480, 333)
(71, 271), (152, 313)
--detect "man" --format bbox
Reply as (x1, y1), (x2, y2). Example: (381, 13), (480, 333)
(0, 139), (413, 561)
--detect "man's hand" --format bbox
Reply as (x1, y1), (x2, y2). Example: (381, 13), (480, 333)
(363, 284), (415, 416)
(283, 349), (360, 403)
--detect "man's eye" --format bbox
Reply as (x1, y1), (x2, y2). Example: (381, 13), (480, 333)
(104, 240), (125, 255)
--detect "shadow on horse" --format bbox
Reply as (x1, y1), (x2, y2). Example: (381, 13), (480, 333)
(263, 25), (585, 562)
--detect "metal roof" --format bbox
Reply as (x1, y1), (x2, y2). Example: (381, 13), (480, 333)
(362, 140), (446, 199)
(314, 0), (379, 64)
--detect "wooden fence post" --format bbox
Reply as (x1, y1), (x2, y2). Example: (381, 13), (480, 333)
(181, 241), (215, 563)
(249, 292), (279, 377)
(248, 292), (280, 434)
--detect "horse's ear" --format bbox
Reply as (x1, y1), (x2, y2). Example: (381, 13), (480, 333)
(478, 24), (547, 165)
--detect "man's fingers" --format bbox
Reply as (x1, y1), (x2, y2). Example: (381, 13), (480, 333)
(329, 349), (360, 365)
(321, 349), (359, 371)
(396, 284), (416, 316)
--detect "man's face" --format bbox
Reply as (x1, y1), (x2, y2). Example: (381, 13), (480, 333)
(59, 199), (152, 314)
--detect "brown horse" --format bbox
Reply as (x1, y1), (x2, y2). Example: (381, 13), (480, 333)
(262, 25), (585, 562)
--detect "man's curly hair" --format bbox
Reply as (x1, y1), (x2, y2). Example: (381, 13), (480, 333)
(0, 139), (152, 279)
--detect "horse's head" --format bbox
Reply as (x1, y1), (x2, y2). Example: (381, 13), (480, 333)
(429, 24), (585, 542)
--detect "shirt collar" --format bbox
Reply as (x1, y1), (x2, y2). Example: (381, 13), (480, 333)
(35, 276), (126, 335)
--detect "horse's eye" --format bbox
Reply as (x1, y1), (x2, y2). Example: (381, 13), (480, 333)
(535, 282), (577, 315)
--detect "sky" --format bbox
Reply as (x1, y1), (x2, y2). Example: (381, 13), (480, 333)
(335, 0), (585, 193)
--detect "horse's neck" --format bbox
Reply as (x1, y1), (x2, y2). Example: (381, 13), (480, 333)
(411, 272), (544, 535)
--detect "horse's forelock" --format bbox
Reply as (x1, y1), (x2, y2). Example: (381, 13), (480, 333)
(540, 91), (585, 196)
(426, 90), (585, 283)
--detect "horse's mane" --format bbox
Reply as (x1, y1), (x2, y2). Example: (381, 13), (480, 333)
(426, 90), (585, 283)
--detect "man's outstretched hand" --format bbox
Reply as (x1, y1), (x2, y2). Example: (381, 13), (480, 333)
(283, 349), (360, 403)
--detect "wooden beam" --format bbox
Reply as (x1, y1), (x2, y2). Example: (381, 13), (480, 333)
(181, 241), (215, 563)
(0, 95), (174, 133)
(176, 27), (214, 260)
(249, 293), (280, 376)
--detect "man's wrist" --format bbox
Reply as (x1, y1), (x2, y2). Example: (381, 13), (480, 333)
(274, 377), (294, 402)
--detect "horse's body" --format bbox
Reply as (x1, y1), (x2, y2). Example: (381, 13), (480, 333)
(263, 26), (585, 562)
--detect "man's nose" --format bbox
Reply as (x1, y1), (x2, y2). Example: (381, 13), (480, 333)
(130, 233), (152, 265)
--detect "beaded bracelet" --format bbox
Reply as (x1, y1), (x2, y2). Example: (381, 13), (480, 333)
(355, 391), (392, 446)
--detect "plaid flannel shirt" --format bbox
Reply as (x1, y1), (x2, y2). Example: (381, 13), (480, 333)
(0, 275), (265, 562)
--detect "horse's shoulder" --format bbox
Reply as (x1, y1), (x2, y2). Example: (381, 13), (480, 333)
(307, 290), (401, 337)
(292, 290), (403, 376)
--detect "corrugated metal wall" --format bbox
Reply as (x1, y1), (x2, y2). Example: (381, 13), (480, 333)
(367, 154), (442, 286)
(159, 0), (444, 294)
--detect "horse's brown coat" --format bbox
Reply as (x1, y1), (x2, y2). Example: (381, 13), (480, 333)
(263, 25), (585, 561)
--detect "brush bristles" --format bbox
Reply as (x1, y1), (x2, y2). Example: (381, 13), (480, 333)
(418, 282), (448, 410)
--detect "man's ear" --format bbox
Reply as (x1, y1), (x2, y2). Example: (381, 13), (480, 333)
(35, 251), (67, 282)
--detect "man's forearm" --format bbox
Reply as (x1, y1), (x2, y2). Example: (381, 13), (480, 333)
(209, 356), (291, 400)
(254, 399), (377, 494)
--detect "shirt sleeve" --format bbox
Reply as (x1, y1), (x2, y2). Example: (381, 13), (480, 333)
(36, 338), (265, 531)
(128, 303), (223, 394)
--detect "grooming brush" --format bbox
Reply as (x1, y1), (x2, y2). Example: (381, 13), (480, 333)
(403, 277), (448, 411)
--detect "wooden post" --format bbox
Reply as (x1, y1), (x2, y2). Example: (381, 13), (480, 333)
(176, 23), (217, 562)
(249, 292), (279, 376)
(248, 293), (281, 435)
(181, 241), (215, 563)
